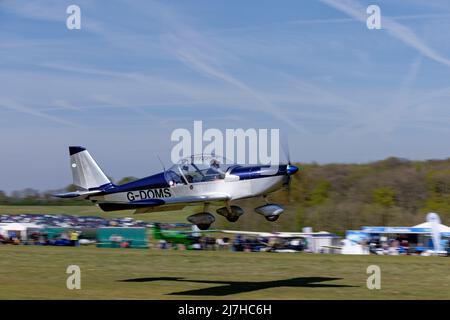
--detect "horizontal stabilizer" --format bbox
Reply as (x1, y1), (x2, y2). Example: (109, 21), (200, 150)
(53, 189), (103, 199)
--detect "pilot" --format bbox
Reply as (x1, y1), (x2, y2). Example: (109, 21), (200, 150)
(181, 164), (194, 183)
(206, 159), (225, 179)
(211, 159), (220, 169)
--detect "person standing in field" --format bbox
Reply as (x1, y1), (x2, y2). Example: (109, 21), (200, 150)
(70, 231), (79, 247)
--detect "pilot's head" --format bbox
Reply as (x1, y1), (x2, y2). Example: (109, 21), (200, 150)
(210, 159), (220, 168)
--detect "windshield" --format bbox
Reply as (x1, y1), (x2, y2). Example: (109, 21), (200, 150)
(166, 154), (233, 184)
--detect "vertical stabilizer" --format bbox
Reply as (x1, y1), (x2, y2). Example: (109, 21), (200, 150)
(69, 146), (111, 190)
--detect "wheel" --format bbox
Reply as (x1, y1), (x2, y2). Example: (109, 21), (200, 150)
(197, 224), (211, 230)
(265, 215), (279, 222)
(226, 216), (240, 223)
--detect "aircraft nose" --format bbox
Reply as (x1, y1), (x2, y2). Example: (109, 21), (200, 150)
(287, 164), (299, 175)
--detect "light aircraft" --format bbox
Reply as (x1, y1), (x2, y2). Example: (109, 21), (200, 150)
(151, 223), (216, 247)
(220, 229), (325, 252)
(152, 223), (196, 246)
(221, 229), (350, 253)
(55, 146), (299, 230)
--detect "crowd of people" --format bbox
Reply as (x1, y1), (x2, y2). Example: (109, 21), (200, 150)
(0, 214), (150, 228)
(28, 230), (82, 246)
(155, 234), (307, 252)
(1, 214), (448, 255)
(364, 235), (449, 255)
(155, 236), (232, 251)
(0, 228), (82, 246)
(0, 213), (153, 246)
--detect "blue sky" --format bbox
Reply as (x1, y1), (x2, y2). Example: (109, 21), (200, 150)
(1, 0), (450, 192)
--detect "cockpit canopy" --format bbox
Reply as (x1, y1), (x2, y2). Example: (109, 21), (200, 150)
(165, 154), (234, 185)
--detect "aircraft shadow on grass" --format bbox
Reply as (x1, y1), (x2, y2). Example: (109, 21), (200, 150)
(119, 276), (357, 296)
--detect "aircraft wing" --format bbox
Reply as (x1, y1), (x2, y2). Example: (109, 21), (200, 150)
(154, 229), (221, 234)
(272, 232), (321, 238)
(221, 230), (329, 238)
(321, 245), (343, 250)
(97, 193), (231, 212)
(221, 230), (275, 237)
(97, 199), (166, 211)
(163, 193), (231, 205)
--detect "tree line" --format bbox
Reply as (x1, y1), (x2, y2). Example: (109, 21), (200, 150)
(1, 157), (449, 234)
(217, 157), (450, 234)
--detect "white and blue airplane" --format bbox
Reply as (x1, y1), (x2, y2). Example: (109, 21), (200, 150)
(55, 146), (299, 230)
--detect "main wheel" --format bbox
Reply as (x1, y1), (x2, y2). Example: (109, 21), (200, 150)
(265, 215), (279, 222)
(226, 216), (240, 223)
(197, 224), (211, 230)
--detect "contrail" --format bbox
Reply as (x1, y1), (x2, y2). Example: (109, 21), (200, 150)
(320, 0), (450, 68)
(0, 98), (80, 127)
(174, 47), (305, 133)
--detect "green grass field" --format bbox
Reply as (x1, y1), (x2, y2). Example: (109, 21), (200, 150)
(1, 205), (449, 299)
(0, 245), (449, 299)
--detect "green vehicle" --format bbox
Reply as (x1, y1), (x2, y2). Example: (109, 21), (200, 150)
(151, 223), (216, 249)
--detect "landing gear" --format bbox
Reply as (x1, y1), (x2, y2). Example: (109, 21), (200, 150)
(255, 203), (284, 222)
(216, 205), (244, 223)
(226, 215), (240, 223)
(265, 215), (279, 222)
(187, 212), (215, 230)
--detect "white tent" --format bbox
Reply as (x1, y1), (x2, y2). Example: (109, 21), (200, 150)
(0, 222), (42, 240)
(412, 222), (450, 233)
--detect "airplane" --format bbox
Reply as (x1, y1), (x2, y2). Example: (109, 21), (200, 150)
(151, 223), (217, 248)
(220, 229), (329, 252)
(54, 146), (299, 230)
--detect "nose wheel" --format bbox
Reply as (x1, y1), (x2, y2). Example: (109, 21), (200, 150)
(196, 223), (212, 230)
(265, 215), (279, 222)
(255, 203), (284, 222)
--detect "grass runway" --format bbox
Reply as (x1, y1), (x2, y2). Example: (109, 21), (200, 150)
(0, 245), (449, 299)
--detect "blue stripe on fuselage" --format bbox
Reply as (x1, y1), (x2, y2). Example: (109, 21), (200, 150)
(97, 172), (169, 195)
(230, 165), (287, 180)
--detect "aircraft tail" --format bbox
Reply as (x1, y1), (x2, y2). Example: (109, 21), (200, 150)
(69, 146), (111, 190)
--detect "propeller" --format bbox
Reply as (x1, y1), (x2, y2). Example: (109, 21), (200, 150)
(281, 136), (291, 166)
(281, 137), (299, 191)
